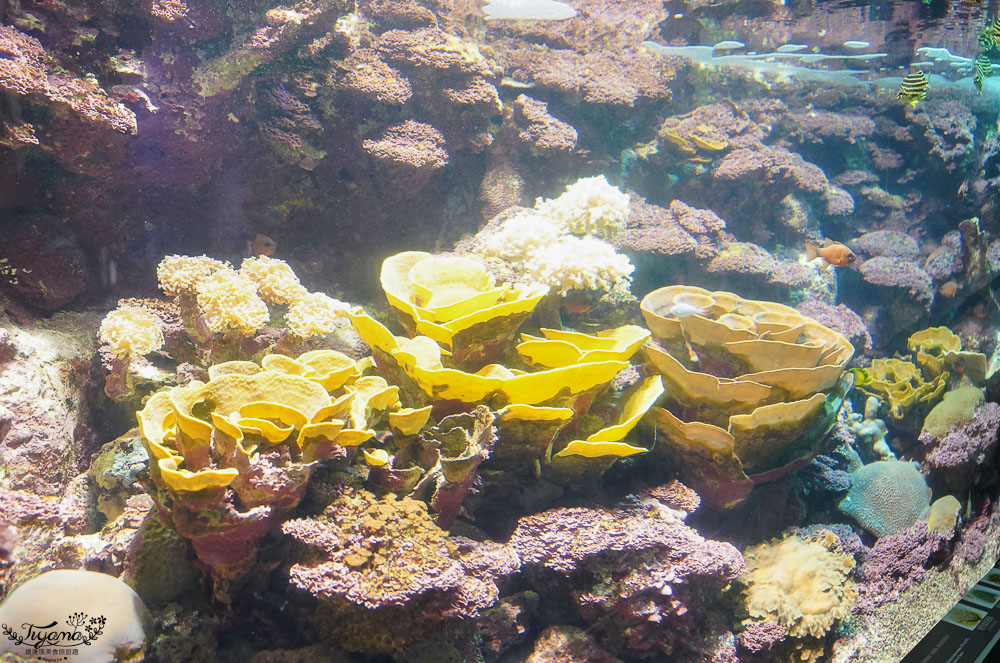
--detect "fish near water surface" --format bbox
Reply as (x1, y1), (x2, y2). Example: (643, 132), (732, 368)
(805, 239), (856, 267)
(897, 71), (929, 106)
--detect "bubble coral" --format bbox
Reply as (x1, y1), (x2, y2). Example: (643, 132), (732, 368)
(741, 531), (857, 639)
(239, 255), (308, 306)
(156, 255), (231, 297)
(99, 307), (165, 358)
(286, 292), (351, 339)
(195, 269), (270, 335)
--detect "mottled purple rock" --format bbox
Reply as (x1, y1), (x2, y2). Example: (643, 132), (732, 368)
(737, 621), (787, 654)
(853, 230), (921, 261)
(920, 402), (1000, 491)
(859, 256), (934, 304)
(525, 626), (623, 663)
(0, 214), (89, 311)
(854, 522), (949, 615)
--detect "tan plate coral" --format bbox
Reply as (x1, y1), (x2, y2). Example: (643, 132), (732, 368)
(641, 285), (854, 508)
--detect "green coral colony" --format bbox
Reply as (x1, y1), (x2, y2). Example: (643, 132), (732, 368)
(3, 1), (1000, 662)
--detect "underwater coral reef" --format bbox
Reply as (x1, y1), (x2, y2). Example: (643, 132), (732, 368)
(4, 0), (1000, 662)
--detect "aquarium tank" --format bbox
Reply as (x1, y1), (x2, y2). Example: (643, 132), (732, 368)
(3, 0), (1000, 661)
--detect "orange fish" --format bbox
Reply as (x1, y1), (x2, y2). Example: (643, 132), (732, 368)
(561, 289), (592, 314)
(248, 233), (277, 257)
(939, 280), (960, 297)
(805, 239), (856, 267)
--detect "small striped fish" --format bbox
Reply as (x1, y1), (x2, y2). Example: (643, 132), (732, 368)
(979, 26), (995, 51)
(994, 16), (1000, 45)
(975, 53), (993, 94)
(897, 71), (929, 105)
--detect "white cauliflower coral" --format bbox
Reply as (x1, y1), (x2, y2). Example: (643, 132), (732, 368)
(476, 175), (634, 295)
(527, 235), (634, 293)
(195, 269), (269, 335)
(286, 292), (350, 338)
(477, 211), (562, 264)
(99, 307), (164, 358)
(156, 255), (231, 297)
(534, 175), (630, 240)
(240, 255), (308, 306)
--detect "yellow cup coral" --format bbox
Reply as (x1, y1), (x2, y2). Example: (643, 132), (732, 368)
(380, 251), (548, 368)
(907, 326), (987, 385)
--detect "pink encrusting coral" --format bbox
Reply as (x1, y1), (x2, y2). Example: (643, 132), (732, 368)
(363, 120), (449, 170)
(502, 46), (676, 106)
(0, 27), (136, 135)
(920, 402), (1000, 491)
(858, 256), (935, 305)
(333, 48), (414, 105)
(281, 485), (519, 656)
(510, 494), (745, 658)
(854, 522), (950, 615)
(511, 94), (578, 153)
(614, 197), (731, 259)
(0, 25), (136, 176)
(797, 300), (872, 354)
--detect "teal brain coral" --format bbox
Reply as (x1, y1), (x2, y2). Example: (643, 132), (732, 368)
(837, 460), (931, 537)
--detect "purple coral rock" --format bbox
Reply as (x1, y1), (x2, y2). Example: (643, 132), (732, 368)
(715, 146), (827, 193)
(920, 402), (1000, 490)
(737, 621), (787, 654)
(511, 94), (578, 152)
(506, 46), (673, 106)
(525, 626), (623, 663)
(854, 522), (949, 614)
(987, 240), (1000, 273)
(859, 256), (934, 304)
(510, 503), (744, 578)
(334, 48), (413, 105)
(824, 184), (855, 216)
(853, 230), (921, 261)
(614, 196), (729, 258)
(362, 120), (449, 170)
(707, 242), (812, 288)
(924, 230), (964, 281)
(0, 328), (13, 363)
